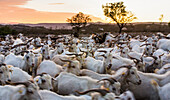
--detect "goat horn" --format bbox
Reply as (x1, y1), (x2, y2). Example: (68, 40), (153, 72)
(79, 48), (87, 53)
(98, 77), (117, 84)
(116, 65), (132, 71)
(110, 49), (114, 53)
(127, 55), (140, 63)
(66, 53), (83, 57)
(15, 50), (29, 55)
(117, 41), (127, 45)
(76, 89), (109, 96)
(36, 73), (47, 77)
(164, 67), (170, 70)
(159, 53), (164, 58)
(109, 34), (116, 38)
(6, 81), (31, 87)
(116, 45), (121, 48)
(140, 43), (151, 47)
(11, 43), (27, 49)
(98, 50), (107, 53)
(99, 54), (106, 58)
(59, 58), (72, 63)
(128, 54), (136, 59)
(35, 45), (43, 48)
(1, 49), (7, 52)
(151, 55), (158, 60)
(26, 38), (33, 44)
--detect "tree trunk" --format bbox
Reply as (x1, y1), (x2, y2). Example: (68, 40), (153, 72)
(119, 26), (123, 34)
(74, 27), (80, 38)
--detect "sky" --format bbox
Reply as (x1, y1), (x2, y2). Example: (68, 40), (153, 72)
(0, 0), (170, 24)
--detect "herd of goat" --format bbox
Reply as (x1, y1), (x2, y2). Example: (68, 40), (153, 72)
(0, 32), (170, 100)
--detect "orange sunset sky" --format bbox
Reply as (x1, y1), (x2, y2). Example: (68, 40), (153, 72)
(0, 0), (170, 24)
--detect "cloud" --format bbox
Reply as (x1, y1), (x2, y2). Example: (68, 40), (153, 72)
(0, 0), (104, 23)
(49, 3), (65, 5)
(0, 0), (29, 6)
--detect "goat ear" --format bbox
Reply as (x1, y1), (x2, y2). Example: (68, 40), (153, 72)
(100, 85), (109, 91)
(35, 79), (39, 82)
(63, 64), (68, 67)
(154, 69), (159, 73)
(7, 65), (13, 68)
(18, 87), (26, 95)
(150, 80), (158, 87)
(122, 72), (127, 76)
(9, 69), (13, 73)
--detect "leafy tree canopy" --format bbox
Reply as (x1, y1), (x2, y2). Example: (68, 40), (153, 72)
(66, 12), (92, 37)
(102, 2), (137, 33)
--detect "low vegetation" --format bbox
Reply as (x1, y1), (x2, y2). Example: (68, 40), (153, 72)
(0, 22), (170, 38)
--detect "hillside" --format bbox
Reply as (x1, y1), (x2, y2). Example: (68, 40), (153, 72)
(0, 22), (170, 37)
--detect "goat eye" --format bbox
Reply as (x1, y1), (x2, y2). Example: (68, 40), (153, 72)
(28, 90), (33, 94)
(42, 79), (46, 83)
(26, 56), (29, 59)
(131, 72), (135, 74)
(112, 87), (116, 90)
(72, 66), (75, 68)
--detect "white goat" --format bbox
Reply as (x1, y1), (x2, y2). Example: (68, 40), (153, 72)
(6, 81), (42, 100)
(52, 55), (75, 66)
(115, 91), (135, 100)
(0, 85), (29, 100)
(0, 63), (12, 85)
(111, 55), (135, 70)
(41, 45), (50, 59)
(126, 71), (170, 100)
(4, 51), (35, 72)
(81, 66), (142, 87)
(34, 73), (53, 91)
(83, 56), (106, 74)
(8, 65), (31, 82)
(151, 80), (170, 100)
(157, 39), (170, 51)
(12, 39), (24, 46)
(39, 90), (87, 100)
(37, 60), (63, 77)
(55, 72), (121, 95)
(77, 89), (116, 100)
(0, 54), (5, 62)
(156, 63), (170, 74)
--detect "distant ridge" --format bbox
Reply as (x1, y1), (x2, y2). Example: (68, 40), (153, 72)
(24, 22), (169, 29)
(0, 22), (168, 30)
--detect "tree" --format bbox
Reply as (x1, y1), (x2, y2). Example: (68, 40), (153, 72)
(159, 14), (164, 24)
(66, 12), (92, 37)
(0, 26), (17, 35)
(102, 2), (137, 34)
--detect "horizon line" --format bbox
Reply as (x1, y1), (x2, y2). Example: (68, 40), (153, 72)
(0, 21), (169, 25)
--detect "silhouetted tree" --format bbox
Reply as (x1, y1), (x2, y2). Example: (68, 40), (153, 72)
(102, 2), (137, 34)
(66, 12), (92, 37)
(159, 14), (164, 25)
(168, 22), (170, 27)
